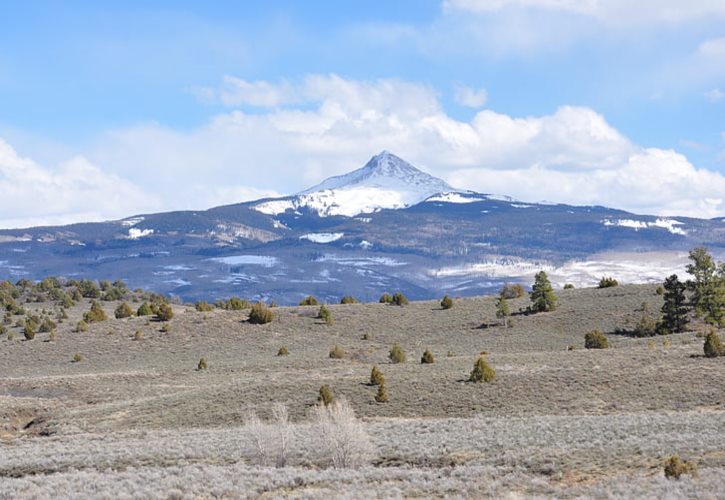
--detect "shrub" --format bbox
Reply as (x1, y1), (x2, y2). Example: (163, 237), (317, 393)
(501, 283), (525, 299)
(72, 353), (83, 363)
(39, 318), (56, 333)
(7, 331), (15, 340)
(243, 403), (291, 468)
(379, 293), (393, 304)
(114, 302), (134, 319)
(440, 295), (453, 309)
(370, 366), (384, 386)
(634, 312), (659, 337)
(584, 330), (609, 349)
(392, 292), (409, 306)
(598, 276), (619, 288)
(655, 285), (664, 295)
(300, 295), (319, 306)
(664, 455), (697, 480)
(495, 295), (510, 327)
(374, 383), (389, 403)
(329, 345), (346, 359)
(48, 330), (57, 341)
(156, 303), (174, 322)
(389, 343), (406, 363)
(195, 300), (214, 312)
(0, 324), (5, 336)
(311, 399), (375, 468)
(136, 302), (153, 316)
(76, 320), (89, 332)
(197, 357), (208, 370)
(225, 297), (250, 310)
(318, 305), (333, 325)
(277, 346), (289, 356)
(340, 296), (357, 304)
(318, 384), (334, 406)
(248, 302), (274, 324)
(83, 301), (108, 323)
(160, 323), (171, 333)
(704, 331), (724, 358)
(23, 324), (36, 340)
(421, 350), (435, 364)
(563, 283), (575, 289)
(469, 356), (496, 383)
(133, 330), (144, 341)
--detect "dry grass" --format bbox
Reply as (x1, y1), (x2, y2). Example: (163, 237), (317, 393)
(0, 284), (724, 497)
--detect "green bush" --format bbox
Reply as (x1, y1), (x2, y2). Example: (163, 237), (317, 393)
(664, 455), (697, 480)
(374, 383), (389, 403)
(584, 330), (609, 349)
(72, 353), (83, 363)
(277, 346), (289, 356)
(530, 271), (557, 312)
(598, 276), (619, 288)
(633, 312), (658, 337)
(655, 285), (664, 295)
(83, 301), (108, 323)
(389, 343), (406, 363)
(340, 295), (357, 304)
(76, 320), (89, 332)
(195, 300), (214, 312)
(440, 295), (453, 309)
(136, 302), (153, 316)
(421, 350), (435, 364)
(39, 318), (56, 333)
(318, 384), (333, 406)
(392, 292), (409, 306)
(133, 330), (144, 341)
(370, 366), (384, 386)
(379, 293), (393, 304)
(23, 324), (36, 340)
(225, 297), (250, 310)
(329, 345), (345, 359)
(197, 357), (208, 370)
(155, 303), (174, 322)
(248, 302), (274, 324)
(563, 283), (575, 290)
(114, 302), (134, 319)
(501, 283), (525, 299)
(299, 295), (319, 306)
(469, 355), (496, 383)
(318, 305), (333, 325)
(704, 331), (724, 358)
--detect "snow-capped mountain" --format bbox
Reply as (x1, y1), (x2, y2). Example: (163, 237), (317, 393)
(253, 151), (460, 217)
(0, 151), (723, 304)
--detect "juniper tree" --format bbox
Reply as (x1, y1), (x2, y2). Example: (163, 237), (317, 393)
(495, 294), (510, 327)
(686, 247), (724, 326)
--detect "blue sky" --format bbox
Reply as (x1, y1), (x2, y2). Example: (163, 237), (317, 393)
(1, 0), (724, 227)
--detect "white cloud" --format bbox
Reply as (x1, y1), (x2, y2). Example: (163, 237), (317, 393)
(0, 139), (160, 229)
(705, 88), (724, 102)
(454, 85), (488, 108)
(444, 0), (725, 24)
(82, 74), (725, 219)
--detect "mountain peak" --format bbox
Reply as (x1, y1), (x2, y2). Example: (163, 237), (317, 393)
(255, 151), (459, 217)
(300, 151), (453, 194)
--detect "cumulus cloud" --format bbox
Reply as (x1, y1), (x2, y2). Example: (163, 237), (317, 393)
(83, 74), (725, 219)
(0, 139), (159, 229)
(454, 85), (488, 108)
(705, 88), (724, 102)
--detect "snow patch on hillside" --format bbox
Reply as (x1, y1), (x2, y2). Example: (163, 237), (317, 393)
(209, 255), (278, 267)
(120, 217), (144, 227)
(127, 228), (154, 239)
(299, 232), (344, 243)
(602, 218), (687, 235)
(426, 192), (485, 204)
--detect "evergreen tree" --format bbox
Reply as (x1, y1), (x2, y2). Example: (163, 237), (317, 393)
(529, 271), (557, 312)
(660, 274), (688, 333)
(686, 247), (724, 326)
(495, 294), (510, 327)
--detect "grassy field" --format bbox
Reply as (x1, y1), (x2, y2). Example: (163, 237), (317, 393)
(1, 284), (724, 498)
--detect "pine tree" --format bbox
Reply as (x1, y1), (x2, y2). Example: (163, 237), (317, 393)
(660, 274), (688, 333)
(530, 271), (557, 312)
(495, 294), (510, 327)
(686, 247), (724, 326)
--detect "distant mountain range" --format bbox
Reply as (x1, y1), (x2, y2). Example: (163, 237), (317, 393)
(1, 151), (723, 303)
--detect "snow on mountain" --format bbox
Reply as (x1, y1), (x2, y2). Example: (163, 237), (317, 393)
(602, 218), (687, 235)
(253, 151), (461, 217)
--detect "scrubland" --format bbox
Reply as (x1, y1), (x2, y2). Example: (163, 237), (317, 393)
(1, 284), (724, 498)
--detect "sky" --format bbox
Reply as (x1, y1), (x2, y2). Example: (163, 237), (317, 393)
(1, 0), (725, 228)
